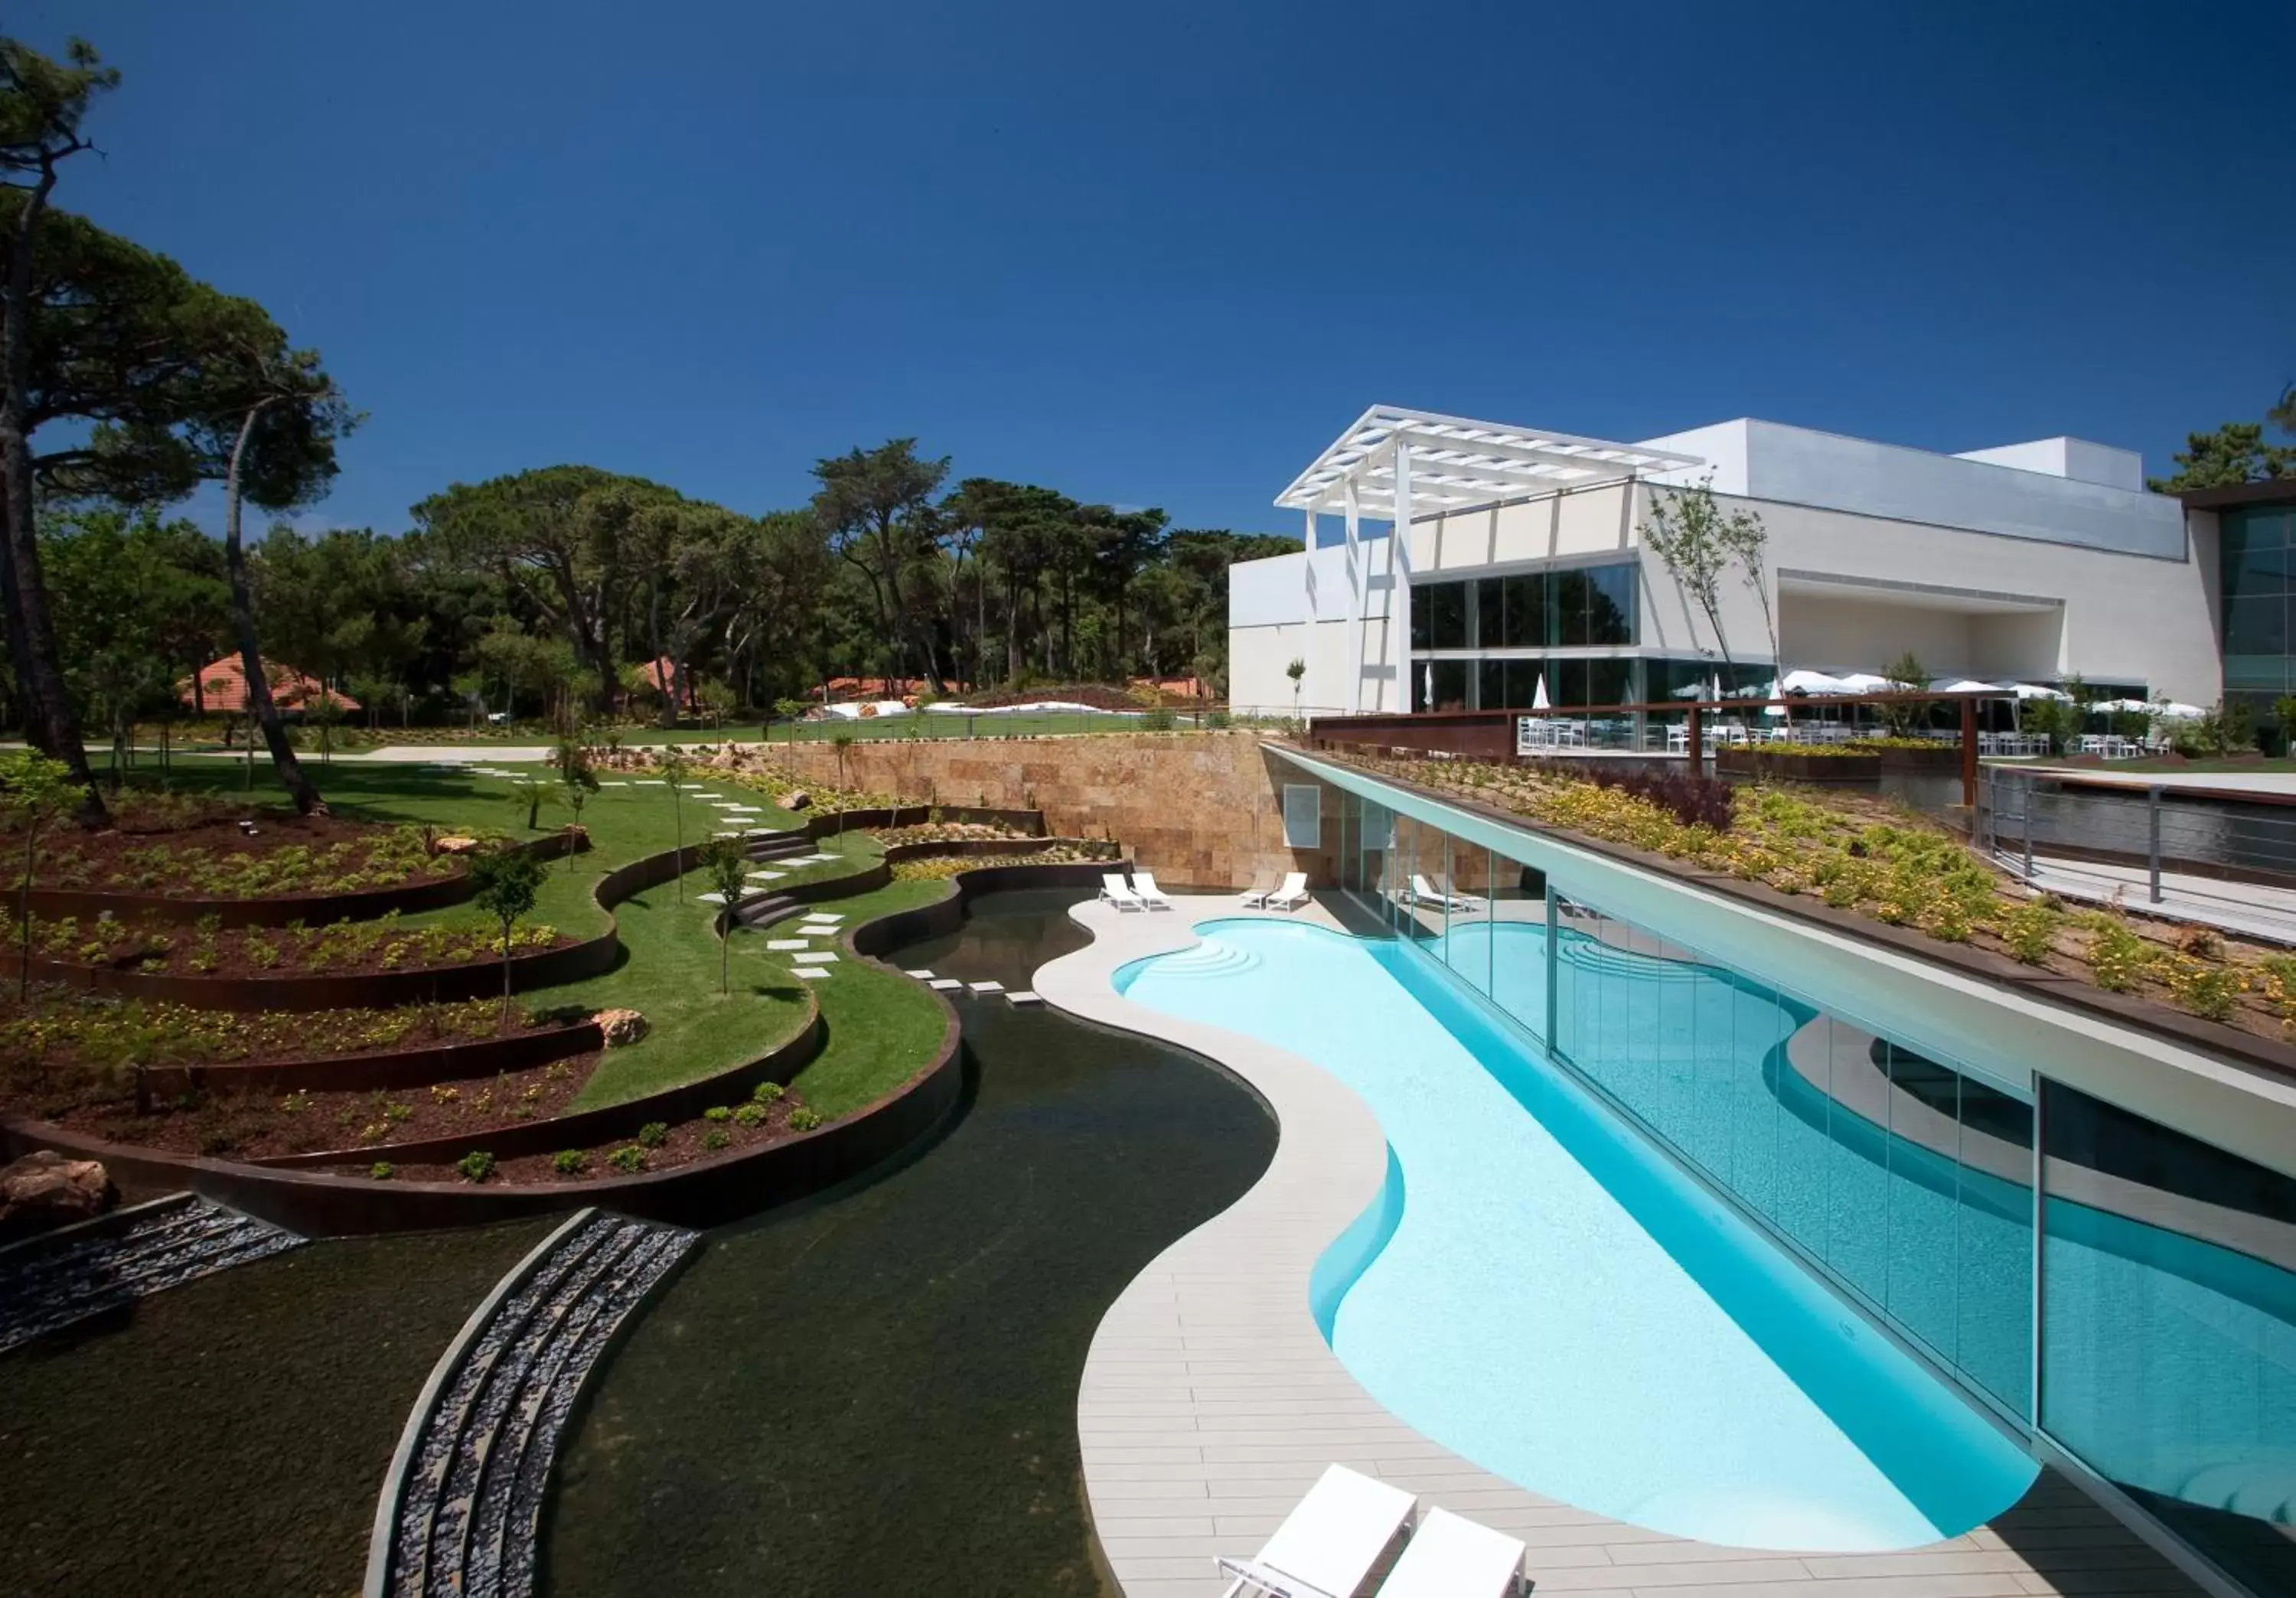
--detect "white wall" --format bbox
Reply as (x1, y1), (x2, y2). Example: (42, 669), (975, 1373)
(1953, 436), (2144, 492)
(1779, 593), (1980, 677)
(1639, 484), (2221, 703)
(1642, 419), (2181, 557)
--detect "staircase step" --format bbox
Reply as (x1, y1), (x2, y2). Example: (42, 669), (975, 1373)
(373, 1209), (699, 1598)
(0, 1195), (304, 1354)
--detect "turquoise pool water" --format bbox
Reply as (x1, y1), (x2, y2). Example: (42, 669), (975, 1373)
(1116, 917), (2038, 1551)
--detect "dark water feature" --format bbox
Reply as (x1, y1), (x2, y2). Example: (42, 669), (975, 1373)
(543, 887), (1277, 1598)
(0, 1218), (557, 1596)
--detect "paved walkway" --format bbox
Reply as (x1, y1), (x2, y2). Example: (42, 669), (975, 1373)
(1035, 893), (2203, 1598)
(2006, 852), (2296, 945)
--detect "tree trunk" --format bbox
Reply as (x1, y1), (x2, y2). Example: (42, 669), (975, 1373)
(0, 161), (106, 826)
(223, 403), (324, 814)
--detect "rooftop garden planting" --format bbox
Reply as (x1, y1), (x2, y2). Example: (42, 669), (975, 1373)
(1344, 752), (2296, 1042)
(871, 820), (1037, 846)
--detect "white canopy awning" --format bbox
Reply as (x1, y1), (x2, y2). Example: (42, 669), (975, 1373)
(1931, 678), (2002, 694)
(1275, 405), (1704, 521)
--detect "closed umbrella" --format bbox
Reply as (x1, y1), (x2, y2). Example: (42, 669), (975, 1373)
(1531, 674), (1551, 711)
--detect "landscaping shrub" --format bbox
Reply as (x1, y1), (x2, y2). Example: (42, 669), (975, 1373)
(369, 1161), (394, 1180)
(2000, 902), (2063, 965)
(788, 1107), (823, 1132)
(703, 1104), (732, 1123)
(701, 1128), (729, 1152)
(553, 1149), (588, 1176)
(637, 1120), (668, 1148)
(1529, 759), (1733, 832)
(1138, 706), (1175, 732)
(607, 1145), (646, 1174)
(457, 1149), (497, 1183)
(732, 1102), (767, 1127)
(751, 1081), (783, 1104)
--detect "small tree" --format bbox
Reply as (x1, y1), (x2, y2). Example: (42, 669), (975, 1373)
(468, 846), (546, 1023)
(450, 669), (486, 729)
(1284, 657), (1306, 722)
(658, 745), (691, 901)
(695, 676), (735, 729)
(308, 684), (345, 764)
(831, 728), (854, 789)
(0, 752), (80, 1001)
(1878, 651), (1932, 737)
(507, 775), (550, 830)
(2272, 693), (2296, 758)
(773, 696), (807, 742)
(702, 835), (751, 993)
(1717, 501), (1779, 676)
(1639, 474), (1740, 680)
(555, 739), (598, 869)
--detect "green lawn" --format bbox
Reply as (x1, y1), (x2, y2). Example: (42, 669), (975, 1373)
(93, 758), (960, 1120)
(1991, 755), (2296, 775)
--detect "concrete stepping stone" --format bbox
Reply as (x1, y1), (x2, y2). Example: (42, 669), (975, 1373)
(696, 891), (730, 905)
(634, 778), (667, 785)
(928, 978), (963, 991)
(790, 966), (831, 980)
(766, 939), (810, 951)
(746, 870), (785, 882)
(968, 980), (1005, 994)
(903, 969), (934, 979)
(791, 951), (837, 965)
(1007, 991), (1041, 1005)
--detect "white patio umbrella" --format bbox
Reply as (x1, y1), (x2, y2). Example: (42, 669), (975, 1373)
(1931, 678), (2001, 694)
(1422, 663), (1433, 709)
(1835, 672), (1895, 693)
(2011, 683), (2072, 701)
(1780, 668), (1852, 694)
(2093, 697), (2154, 715)
(2153, 700), (2206, 720)
(1531, 674), (1551, 711)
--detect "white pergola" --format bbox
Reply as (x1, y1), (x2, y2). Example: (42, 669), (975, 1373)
(1274, 406), (1704, 714)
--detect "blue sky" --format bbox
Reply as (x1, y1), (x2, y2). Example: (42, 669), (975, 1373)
(16, 0), (2293, 539)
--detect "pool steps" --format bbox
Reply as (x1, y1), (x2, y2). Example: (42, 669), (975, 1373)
(367, 1208), (698, 1598)
(0, 1192), (304, 1353)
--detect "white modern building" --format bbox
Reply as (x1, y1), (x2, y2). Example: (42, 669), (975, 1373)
(1228, 406), (2221, 719)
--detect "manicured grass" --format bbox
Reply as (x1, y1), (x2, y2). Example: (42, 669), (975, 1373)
(96, 759), (954, 1116)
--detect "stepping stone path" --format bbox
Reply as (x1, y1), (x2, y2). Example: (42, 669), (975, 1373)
(791, 966), (831, 980)
(903, 969), (934, 979)
(374, 1211), (696, 1598)
(928, 978), (964, 992)
(791, 951), (837, 965)
(1007, 991), (1042, 1006)
(746, 870), (785, 882)
(968, 980), (1005, 994)
(765, 940), (810, 951)
(0, 1194), (303, 1355)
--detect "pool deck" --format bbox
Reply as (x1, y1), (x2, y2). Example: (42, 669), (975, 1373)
(1036, 892), (2206, 1598)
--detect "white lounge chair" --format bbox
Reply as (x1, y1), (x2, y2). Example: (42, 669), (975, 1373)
(1411, 873), (1485, 913)
(1098, 873), (1146, 912)
(1216, 1463), (1416, 1598)
(1133, 870), (1174, 910)
(1238, 871), (1277, 908)
(1376, 1506), (1529, 1597)
(1263, 871), (1309, 912)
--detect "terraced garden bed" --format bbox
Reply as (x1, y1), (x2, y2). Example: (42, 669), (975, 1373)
(370, 1081), (823, 1185)
(4, 911), (568, 981)
(14, 804), (461, 900)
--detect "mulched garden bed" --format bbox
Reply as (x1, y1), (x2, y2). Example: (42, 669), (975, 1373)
(27, 1052), (599, 1161)
(11, 798), (463, 900)
(2, 912), (569, 981)
(369, 1086), (823, 1185)
(0, 992), (581, 1081)
(871, 820), (1035, 846)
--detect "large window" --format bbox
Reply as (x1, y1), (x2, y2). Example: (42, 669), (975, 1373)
(1409, 563), (1637, 653)
(2223, 507), (2296, 701)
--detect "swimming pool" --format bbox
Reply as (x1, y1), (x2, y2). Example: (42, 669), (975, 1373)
(1116, 916), (2038, 1551)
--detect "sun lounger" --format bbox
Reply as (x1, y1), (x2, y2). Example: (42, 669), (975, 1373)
(1133, 870), (1174, 910)
(1238, 871), (1277, 908)
(1099, 873), (1146, 912)
(1216, 1463), (1417, 1598)
(1262, 872), (1308, 912)
(1375, 1507), (1528, 1597)
(1411, 874), (1485, 913)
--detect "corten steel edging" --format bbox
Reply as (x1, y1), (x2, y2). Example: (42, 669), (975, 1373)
(139, 1019), (607, 1100)
(1313, 751), (2296, 1086)
(0, 856), (1104, 1234)
(252, 1003), (824, 1168)
(19, 830), (581, 930)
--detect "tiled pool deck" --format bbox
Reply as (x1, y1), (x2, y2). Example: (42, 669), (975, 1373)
(1034, 894), (2205, 1598)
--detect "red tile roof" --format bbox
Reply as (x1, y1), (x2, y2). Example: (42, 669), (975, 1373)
(180, 655), (357, 715)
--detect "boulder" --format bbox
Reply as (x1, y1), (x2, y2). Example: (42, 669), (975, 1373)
(434, 835), (483, 855)
(0, 1150), (116, 1244)
(595, 1007), (650, 1048)
(784, 790), (811, 811)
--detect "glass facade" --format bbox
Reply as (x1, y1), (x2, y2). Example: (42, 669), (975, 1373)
(1323, 769), (2296, 1594)
(2222, 504), (2296, 705)
(1410, 563), (1638, 655)
(2040, 1081), (2296, 1598)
